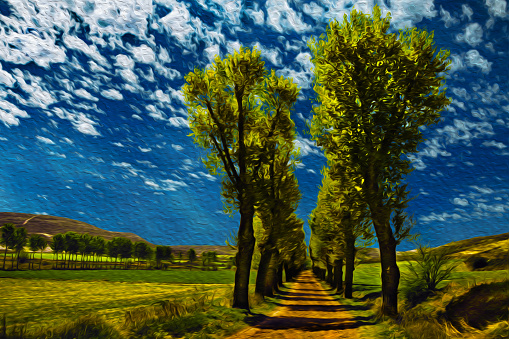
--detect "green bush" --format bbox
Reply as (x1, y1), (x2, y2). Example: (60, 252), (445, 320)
(402, 244), (458, 307)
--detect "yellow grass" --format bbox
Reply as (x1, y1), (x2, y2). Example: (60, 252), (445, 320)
(0, 278), (233, 332)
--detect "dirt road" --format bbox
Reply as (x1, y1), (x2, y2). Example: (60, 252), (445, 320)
(227, 270), (370, 339)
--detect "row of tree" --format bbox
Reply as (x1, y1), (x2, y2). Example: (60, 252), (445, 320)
(308, 6), (451, 316)
(184, 44), (308, 310)
(0, 225), (185, 270)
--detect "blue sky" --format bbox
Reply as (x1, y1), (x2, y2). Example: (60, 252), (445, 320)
(0, 0), (507, 250)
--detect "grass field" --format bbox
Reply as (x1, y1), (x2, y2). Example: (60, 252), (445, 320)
(0, 269), (260, 335)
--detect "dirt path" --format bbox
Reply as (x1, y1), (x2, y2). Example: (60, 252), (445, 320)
(226, 270), (368, 339)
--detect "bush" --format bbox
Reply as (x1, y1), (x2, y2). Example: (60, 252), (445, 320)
(446, 280), (509, 330)
(402, 244), (458, 307)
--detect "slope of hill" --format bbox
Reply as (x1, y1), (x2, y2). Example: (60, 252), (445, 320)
(0, 212), (237, 256)
(0, 212), (154, 247)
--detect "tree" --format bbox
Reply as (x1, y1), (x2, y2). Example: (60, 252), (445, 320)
(117, 238), (133, 269)
(50, 233), (65, 269)
(63, 232), (80, 269)
(29, 234), (47, 270)
(134, 242), (153, 269)
(12, 227), (27, 270)
(106, 238), (122, 269)
(91, 236), (106, 269)
(184, 47), (300, 309)
(155, 245), (171, 269)
(78, 233), (93, 269)
(1, 223), (16, 270)
(187, 248), (197, 263)
(308, 5), (452, 316)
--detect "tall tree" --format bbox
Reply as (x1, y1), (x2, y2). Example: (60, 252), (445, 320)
(50, 233), (65, 269)
(12, 227), (27, 270)
(308, 5), (451, 316)
(63, 232), (80, 269)
(91, 236), (106, 269)
(29, 234), (47, 270)
(184, 47), (299, 310)
(1, 223), (16, 270)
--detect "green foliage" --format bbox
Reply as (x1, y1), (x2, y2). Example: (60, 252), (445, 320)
(402, 244), (458, 306)
(187, 248), (197, 263)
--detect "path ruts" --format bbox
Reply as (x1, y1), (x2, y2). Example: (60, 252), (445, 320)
(227, 270), (365, 339)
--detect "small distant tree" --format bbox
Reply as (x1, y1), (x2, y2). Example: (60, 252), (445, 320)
(155, 245), (172, 269)
(63, 232), (80, 269)
(50, 233), (65, 269)
(107, 238), (122, 269)
(1, 223), (17, 270)
(13, 227), (28, 270)
(134, 242), (152, 269)
(188, 248), (197, 263)
(117, 238), (133, 269)
(29, 234), (47, 270)
(78, 233), (93, 269)
(91, 236), (106, 269)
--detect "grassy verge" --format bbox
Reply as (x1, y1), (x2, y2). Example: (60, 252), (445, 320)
(323, 260), (508, 339)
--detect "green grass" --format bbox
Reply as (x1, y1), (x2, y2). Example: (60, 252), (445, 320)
(0, 269), (248, 284)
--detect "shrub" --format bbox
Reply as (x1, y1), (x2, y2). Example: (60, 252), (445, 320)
(402, 244), (458, 307)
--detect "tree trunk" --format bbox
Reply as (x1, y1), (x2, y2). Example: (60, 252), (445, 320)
(255, 248), (272, 301)
(334, 258), (343, 294)
(264, 249), (278, 297)
(371, 212), (400, 317)
(276, 262), (284, 288)
(2, 247), (8, 270)
(344, 237), (356, 299)
(232, 204), (255, 310)
(39, 250), (43, 270)
(326, 255), (333, 285)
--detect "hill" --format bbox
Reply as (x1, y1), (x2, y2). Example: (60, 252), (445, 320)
(0, 212), (154, 248)
(356, 232), (509, 265)
(0, 212), (236, 256)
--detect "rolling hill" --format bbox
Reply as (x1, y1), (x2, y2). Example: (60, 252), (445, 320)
(0, 212), (236, 255)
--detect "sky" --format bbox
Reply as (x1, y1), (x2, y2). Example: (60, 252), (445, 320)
(0, 0), (507, 251)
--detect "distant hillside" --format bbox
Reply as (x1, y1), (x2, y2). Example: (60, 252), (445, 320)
(0, 212), (237, 256)
(0, 212), (154, 248)
(357, 232), (509, 264)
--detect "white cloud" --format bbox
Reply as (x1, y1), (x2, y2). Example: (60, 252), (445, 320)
(456, 23), (484, 47)
(159, 0), (195, 46)
(253, 42), (282, 66)
(464, 50), (492, 73)
(303, 2), (325, 20)
(485, 0), (507, 18)
(115, 54), (135, 69)
(0, 64), (15, 87)
(470, 185), (495, 194)
(151, 90), (171, 104)
(36, 136), (55, 145)
(452, 198), (469, 206)
(74, 89), (99, 102)
(132, 44), (156, 64)
(172, 144), (184, 151)
(139, 146), (152, 153)
(204, 45), (220, 64)
(120, 69), (139, 84)
(112, 142), (125, 147)
(266, 0), (311, 33)
(481, 140), (507, 149)
(63, 35), (109, 66)
(293, 136), (323, 157)
(439, 5), (460, 28)
(0, 99), (30, 126)
(112, 161), (142, 177)
(461, 4), (474, 21)
(101, 89), (123, 101)
(245, 8), (265, 25)
(168, 117), (190, 128)
(145, 177), (188, 191)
